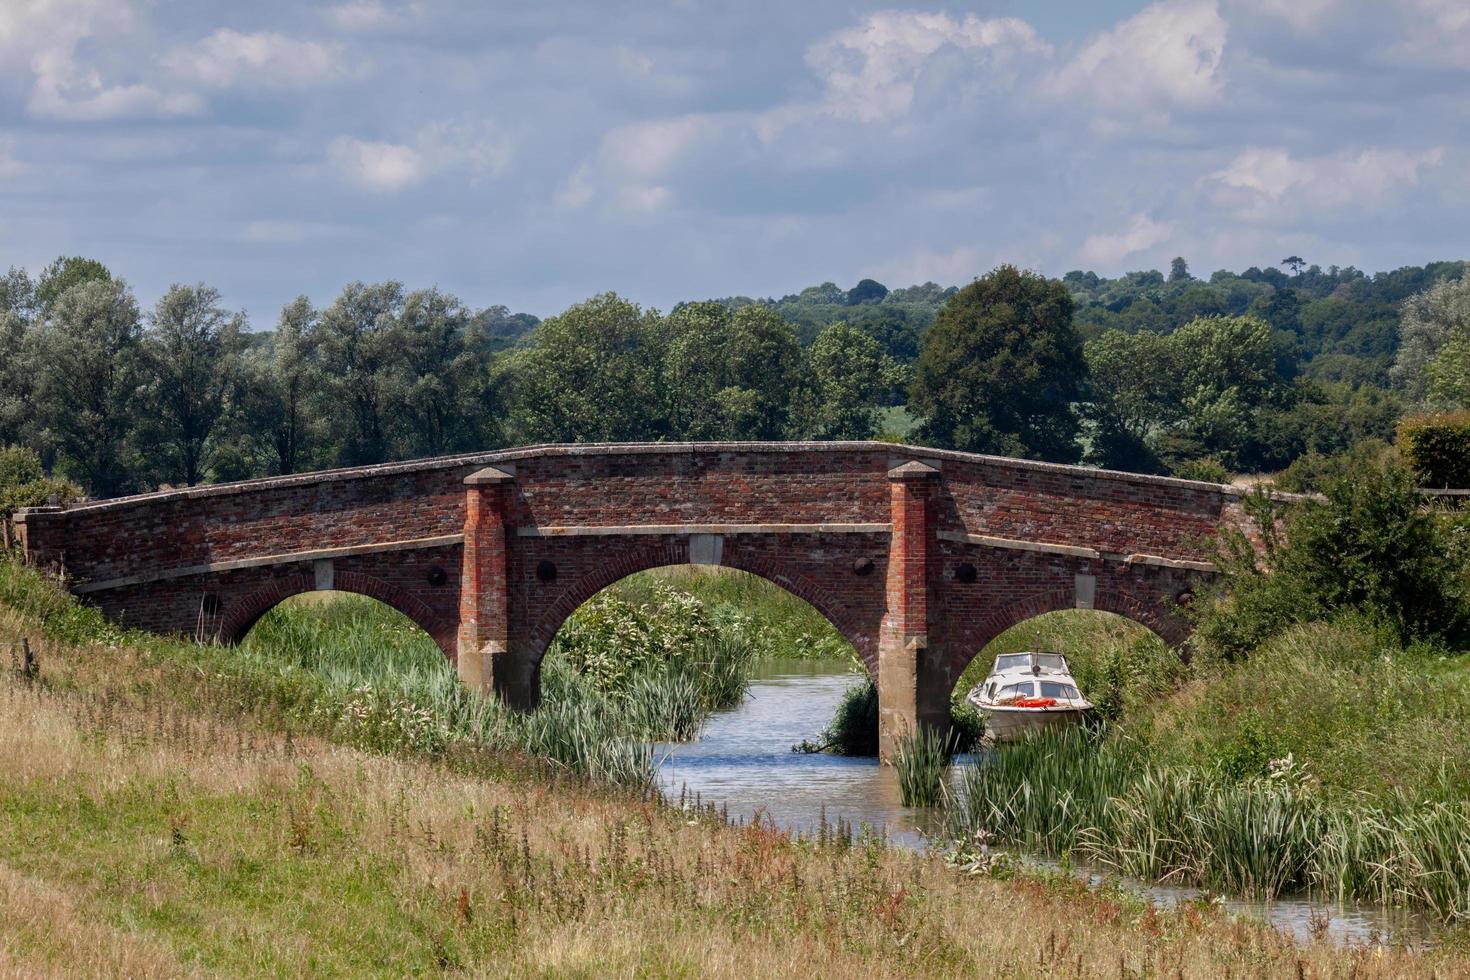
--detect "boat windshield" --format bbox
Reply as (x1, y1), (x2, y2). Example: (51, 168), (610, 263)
(997, 681), (1034, 699)
(1040, 681), (1080, 699)
(992, 652), (1069, 673)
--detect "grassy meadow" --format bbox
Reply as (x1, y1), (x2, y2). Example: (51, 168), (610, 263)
(4, 558), (1469, 977)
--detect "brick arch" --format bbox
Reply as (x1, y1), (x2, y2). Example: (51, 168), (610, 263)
(945, 586), (1188, 685)
(523, 542), (873, 671)
(221, 570), (454, 657)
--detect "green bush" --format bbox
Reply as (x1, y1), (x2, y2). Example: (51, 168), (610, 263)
(1270, 439), (1391, 494)
(0, 445), (81, 542)
(1195, 458), (1470, 657)
(1170, 456), (1230, 484)
(812, 676), (879, 756)
(1398, 411), (1470, 489)
(548, 583), (716, 692)
(948, 697), (985, 752)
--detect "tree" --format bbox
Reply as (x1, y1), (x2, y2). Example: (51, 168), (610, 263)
(718, 305), (806, 439)
(1081, 328), (1177, 472)
(260, 297), (321, 475)
(1427, 335), (1470, 408)
(846, 278), (889, 305)
(1393, 274), (1470, 405)
(794, 322), (893, 440)
(1163, 315), (1290, 470)
(499, 293), (664, 443)
(389, 288), (499, 457)
(34, 256), (111, 314)
(660, 301), (738, 440)
(1168, 257), (1192, 282)
(909, 266), (1086, 462)
(0, 266), (36, 319)
(314, 281), (406, 466)
(141, 284), (247, 486)
(29, 278), (146, 496)
(1281, 256), (1306, 277)
(0, 308), (29, 448)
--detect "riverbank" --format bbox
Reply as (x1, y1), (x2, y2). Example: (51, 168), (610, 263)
(2, 563), (1466, 975)
(943, 609), (1470, 925)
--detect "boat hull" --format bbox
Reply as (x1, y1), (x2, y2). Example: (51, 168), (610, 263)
(980, 705), (1090, 743)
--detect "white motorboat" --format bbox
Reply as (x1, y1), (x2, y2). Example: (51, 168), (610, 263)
(964, 651), (1093, 743)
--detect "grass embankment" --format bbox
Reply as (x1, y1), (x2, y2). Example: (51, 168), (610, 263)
(946, 610), (1470, 922)
(230, 565), (854, 789)
(3, 562), (1466, 976)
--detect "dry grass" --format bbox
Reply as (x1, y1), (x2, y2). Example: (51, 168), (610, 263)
(1, 609), (1468, 976)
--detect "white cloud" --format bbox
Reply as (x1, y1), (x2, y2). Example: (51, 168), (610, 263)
(328, 121), (513, 192)
(600, 115), (718, 181)
(1079, 213), (1174, 266)
(1230, 0), (1339, 30)
(1387, 0), (1470, 68)
(239, 220), (345, 244)
(0, 138), (25, 178)
(417, 120), (514, 182)
(554, 163), (596, 210)
(328, 1), (422, 30)
(615, 46), (654, 75)
(2, 0), (200, 120)
(805, 11), (1048, 123)
(163, 30), (343, 89)
(616, 184), (672, 214)
(1045, 0), (1227, 111)
(30, 52), (201, 120)
(328, 137), (424, 191)
(568, 10), (1048, 210)
(1209, 146), (1445, 218)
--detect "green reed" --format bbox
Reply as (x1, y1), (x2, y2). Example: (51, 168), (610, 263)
(946, 727), (1470, 920)
(893, 725), (955, 807)
(239, 593), (759, 790)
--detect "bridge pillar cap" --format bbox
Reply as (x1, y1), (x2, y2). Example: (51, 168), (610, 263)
(887, 460), (941, 479)
(13, 505), (64, 521)
(465, 465), (516, 486)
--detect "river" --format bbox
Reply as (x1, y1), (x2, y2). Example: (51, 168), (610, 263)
(655, 658), (1436, 947)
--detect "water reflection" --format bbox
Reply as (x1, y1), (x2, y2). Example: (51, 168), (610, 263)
(654, 658), (1438, 948)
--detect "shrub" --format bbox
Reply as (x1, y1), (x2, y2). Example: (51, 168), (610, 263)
(1195, 457), (1470, 657)
(948, 696), (984, 752)
(815, 676), (879, 756)
(549, 583), (715, 692)
(0, 445), (81, 545)
(1270, 439), (1392, 494)
(1398, 411), (1470, 489)
(1170, 456), (1230, 484)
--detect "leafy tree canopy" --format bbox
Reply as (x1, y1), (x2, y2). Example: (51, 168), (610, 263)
(909, 265), (1086, 462)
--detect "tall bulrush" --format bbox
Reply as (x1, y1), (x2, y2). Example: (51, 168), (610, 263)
(893, 725), (954, 807)
(946, 727), (1470, 920)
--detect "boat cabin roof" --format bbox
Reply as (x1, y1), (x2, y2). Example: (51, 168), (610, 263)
(989, 652), (1070, 676)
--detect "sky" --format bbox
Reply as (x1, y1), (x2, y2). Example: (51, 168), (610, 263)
(1, 0), (1468, 323)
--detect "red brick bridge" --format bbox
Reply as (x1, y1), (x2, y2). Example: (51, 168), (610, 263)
(16, 442), (1258, 755)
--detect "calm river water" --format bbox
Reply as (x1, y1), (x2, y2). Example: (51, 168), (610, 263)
(655, 659), (1436, 947)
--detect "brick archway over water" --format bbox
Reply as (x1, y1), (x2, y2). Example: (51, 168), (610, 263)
(16, 441), (1272, 757)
